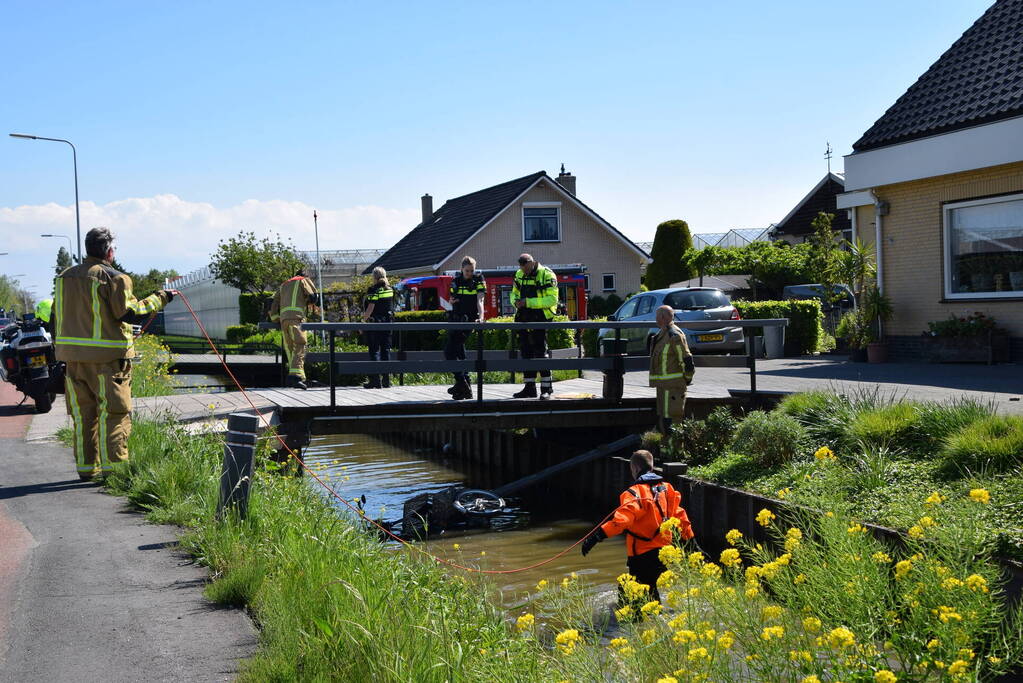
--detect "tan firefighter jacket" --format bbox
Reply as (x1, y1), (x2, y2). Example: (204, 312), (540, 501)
(270, 276), (318, 322)
(53, 257), (170, 363)
(648, 323), (695, 390)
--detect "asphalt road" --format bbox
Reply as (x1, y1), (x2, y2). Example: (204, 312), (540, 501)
(0, 383), (256, 682)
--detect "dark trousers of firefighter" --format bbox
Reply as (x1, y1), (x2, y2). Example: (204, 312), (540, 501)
(281, 318), (307, 379)
(444, 330), (473, 384)
(367, 328), (392, 387)
(626, 548), (668, 602)
(64, 359), (132, 479)
(517, 329), (551, 382)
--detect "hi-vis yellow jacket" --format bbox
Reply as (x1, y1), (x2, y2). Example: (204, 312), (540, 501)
(270, 276), (317, 322)
(54, 257), (170, 362)
(648, 323), (695, 390)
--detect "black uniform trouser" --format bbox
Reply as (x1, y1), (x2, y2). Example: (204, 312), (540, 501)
(367, 328), (391, 387)
(444, 330), (472, 384)
(518, 329), (551, 381)
(625, 548), (667, 603)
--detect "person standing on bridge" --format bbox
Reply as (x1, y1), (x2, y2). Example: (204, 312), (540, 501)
(445, 256), (486, 401)
(650, 304), (695, 434)
(270, 267), (319, 391)
(362, 266), (394, 389)
(511, 253), (558, 399)
(54, 227), (175, 480)
(581, 449), (693, 602)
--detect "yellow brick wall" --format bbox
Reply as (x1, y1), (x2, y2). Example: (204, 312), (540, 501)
(875, 161), (1023, 337)
(437, 180), (646, 296)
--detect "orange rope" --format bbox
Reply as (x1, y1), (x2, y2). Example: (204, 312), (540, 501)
(175, 291), (629, 575)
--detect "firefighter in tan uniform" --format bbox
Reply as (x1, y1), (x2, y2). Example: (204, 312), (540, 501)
(649, 305), (695, 434)
(269, 268), (318, 390)
(53, 227), (174, 480)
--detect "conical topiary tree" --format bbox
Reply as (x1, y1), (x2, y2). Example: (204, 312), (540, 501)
(645, 219), (695, 290)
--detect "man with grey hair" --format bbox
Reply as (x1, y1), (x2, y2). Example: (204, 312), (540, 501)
(54, 227), (175, 480)
(649, 304), (695, 433)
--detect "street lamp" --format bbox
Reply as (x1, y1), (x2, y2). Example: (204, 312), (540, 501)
(10, 133), (82, 262)
(41, 233), (74, 259)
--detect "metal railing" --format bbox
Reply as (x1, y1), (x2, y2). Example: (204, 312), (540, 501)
(260, 319), (788, 408)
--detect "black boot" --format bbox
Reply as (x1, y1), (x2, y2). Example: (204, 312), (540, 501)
(512, 382), (537, 399)
(363, 377), (381, 389)
(288, 375), (308, 391)
(452, 380), (473, 401)
(381, 376), (391, 389)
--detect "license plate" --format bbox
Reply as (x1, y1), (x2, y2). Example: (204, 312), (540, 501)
(28, 354), (47, 368)
(697, 334), (724, 343)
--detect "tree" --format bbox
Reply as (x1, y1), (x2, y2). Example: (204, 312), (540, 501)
(0, 275), (34, 316)
(209, 231), (305, 318)
(54, 247), (73, 277)
(130, 268), (180, 299)
(646, 219), (695, 290)
(834, 237), (876, 308)
(805, 211), (841, 305)
(685, 246), (720, 286)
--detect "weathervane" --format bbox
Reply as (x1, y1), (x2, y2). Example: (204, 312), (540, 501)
(824, 142), (833, 174)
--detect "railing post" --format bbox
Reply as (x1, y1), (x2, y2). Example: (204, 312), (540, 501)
(329, 329), (336, 410)
(613, 326), (624, 404)
(398, 330), (405, 386)
(507, 330), (516, 384)
(476, 323), (484, 403)
(747, 333), (757, 397)
(218, 412), (257, 520)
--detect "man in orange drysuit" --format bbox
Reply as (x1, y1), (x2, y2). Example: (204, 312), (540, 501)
(581, 449), (693, 600)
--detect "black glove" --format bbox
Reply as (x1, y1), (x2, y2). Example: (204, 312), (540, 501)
(160, 289), (175, 303)
(581, 528), (607, 556)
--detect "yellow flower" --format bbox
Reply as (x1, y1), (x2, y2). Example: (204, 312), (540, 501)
(908, 525), (924, 539)
(927, 638), (940, 651)
(762, 605), (784, 620)
(659, 516), (681, 536)
(827, 626), (856, 649)
(785, 537), (801, 552)
(934, 605), (962, 623)
(969, 488), (991, 504)
(615, 605), (634, 621)
(700, 562), (722, 578)
(688, 551), (705, 568)
(874, 671), (897, 683)
(207, 403), (217, 410)
(673, 629), (697, 644)
(786, 526), (803, 540)
(515, 613), (534, 632)
(554, 628), (580, 655)
(925, 491), (945, 506)
(622, 579), (650, 602)
(656, 677), (678, 683)
(617, 572), (635, 585)
(847, 522), (867, 535)
(640, 628), (657, 645)
(745, 565), (762, 583)
(988, 656), (1002, 664)
(718, 632), (735, 649)
(793, 573), (806, 585)
(719, 548), (741, 568)
(825, 510), (834, 517)
(725, 528), (742, 545)
(745, 585), (760, 598)
(480, 551), (486, 556)
(452, 543), (461, 551)
(802, 677), (821, 683)
(894, 560), (913, 580)
(688, 646), (709, 662)
(958, 648), (975, 660)
(659, 545), (683, 565)
(640, 600), (662, 616)
(657, 569), (676, 589)
(761, 625), (785, 641)
(756, 508), (776, 527)
(776, 487), (791, 499)
(872, 551), (892, 563)
(608, 637), (629, 649)
(965, 574), (989, 593)
(814, 445), (836, 461)
(941, 577), (964, 590)
(918, 516), (937, 528)
(700, 628), (716, 641)
(668, 613), (687, 630)
(948, 660), (970, 675)
(536, 579), (548, 590)
(789, 650), (812, 663)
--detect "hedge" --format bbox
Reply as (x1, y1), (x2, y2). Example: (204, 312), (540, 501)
(734, 299), (824, 355)
(582, 317), (608, 358)
(226, 323), (258, 344)
(239, 291), (273, 325)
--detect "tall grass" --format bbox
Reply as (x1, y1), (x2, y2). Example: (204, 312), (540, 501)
(941, 415), (1023, 474)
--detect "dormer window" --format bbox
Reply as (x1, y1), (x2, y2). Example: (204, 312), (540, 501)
(523, 203), (561, 243)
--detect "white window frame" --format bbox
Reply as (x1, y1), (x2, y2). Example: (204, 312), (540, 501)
(602, 273), (616, 292)
(943, 192), (1023, 300)
(522, 202), (561, 243)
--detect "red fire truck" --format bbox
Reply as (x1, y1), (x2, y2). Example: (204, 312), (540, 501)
(395, 264), (589, 320)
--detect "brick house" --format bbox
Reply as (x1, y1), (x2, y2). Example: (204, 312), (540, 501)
(772, 172), (852, 244)
(838, 0), (1023, 360)
(364, 169), (650, 299)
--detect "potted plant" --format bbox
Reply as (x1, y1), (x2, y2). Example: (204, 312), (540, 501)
(922, 311), (1010, 363)
(864, 287), (894, 363)
(837, 307), (871, 362)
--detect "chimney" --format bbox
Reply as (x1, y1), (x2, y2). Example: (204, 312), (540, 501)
(421, 193), (433, 224)
(557, 164), (577, 195)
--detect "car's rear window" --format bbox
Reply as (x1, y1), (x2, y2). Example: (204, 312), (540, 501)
(663, 289), (730, 310)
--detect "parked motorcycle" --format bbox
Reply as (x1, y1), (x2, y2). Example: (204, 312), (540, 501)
(0, 317), (59, 413)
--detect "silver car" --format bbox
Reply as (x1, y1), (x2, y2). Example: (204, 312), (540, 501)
(599, 287), (745, 354)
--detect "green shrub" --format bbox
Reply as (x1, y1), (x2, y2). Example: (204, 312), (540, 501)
(393, 310), (446, 350)
(581, 317), (607, 357)
(847, 403), (921, 451)
(734, 299), (825, 355)
(730, 410), (807, 467)
(777, 391), (853, 448)
(940, 415), (1023, 473)
(226, 323), (258, 344)
(668, 406), (738, 465)
(238, 291), (272, 324)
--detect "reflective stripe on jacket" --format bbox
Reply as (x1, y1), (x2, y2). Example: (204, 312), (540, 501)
(365, 283), (394, 320)
(510, 265), (558, 320)
(54, 257), (168, 362)
(270, 276), (317, 322)
(450, 273), (486, 319)
(649, 324), (694, 389)
(600, 475), (694, 557)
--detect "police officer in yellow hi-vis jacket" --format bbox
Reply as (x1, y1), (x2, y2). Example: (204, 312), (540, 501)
(649, 305), (695, 433)
(270, 267), (319, 390)
(54, 227), (174, 480)
(511, 253), (558, 399)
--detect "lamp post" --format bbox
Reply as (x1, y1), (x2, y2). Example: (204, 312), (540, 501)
(10, 133), (82, 262)
(41, 233), (74, 259)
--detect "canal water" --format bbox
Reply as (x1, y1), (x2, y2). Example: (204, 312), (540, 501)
(302, 432), (629, 606)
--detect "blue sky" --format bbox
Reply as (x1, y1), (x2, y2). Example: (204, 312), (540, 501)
(1, 0), (993, 299)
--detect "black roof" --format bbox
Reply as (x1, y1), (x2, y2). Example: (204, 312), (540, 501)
(774, 173), (852, 237)
(366, 171), (648, 274)
(853, 0), (1023, 152)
